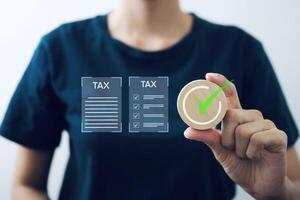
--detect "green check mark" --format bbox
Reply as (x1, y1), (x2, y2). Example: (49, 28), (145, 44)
(194, 80), (232, 116)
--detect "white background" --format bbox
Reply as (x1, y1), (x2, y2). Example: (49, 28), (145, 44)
(0, 1), (299, 199)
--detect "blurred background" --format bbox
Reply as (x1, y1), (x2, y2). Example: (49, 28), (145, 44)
(0, 0), (299, 199)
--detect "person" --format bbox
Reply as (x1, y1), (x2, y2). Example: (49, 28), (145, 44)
(1, 0), (300, 199)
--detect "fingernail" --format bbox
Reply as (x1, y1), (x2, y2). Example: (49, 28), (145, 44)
(184, 129), (189, 137)
(184, 128), (193, 139)
(206, 72), (221, 77)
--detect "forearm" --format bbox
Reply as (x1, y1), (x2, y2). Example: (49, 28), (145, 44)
(12, 185), (50, 200)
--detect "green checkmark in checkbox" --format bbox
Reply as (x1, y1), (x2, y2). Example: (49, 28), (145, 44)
(194, 80), (232, 116)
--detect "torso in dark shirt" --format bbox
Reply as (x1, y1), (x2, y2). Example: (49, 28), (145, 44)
(1, 13), (298, 200)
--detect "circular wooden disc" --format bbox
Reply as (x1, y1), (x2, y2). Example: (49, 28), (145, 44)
(177, 80), (227, 130)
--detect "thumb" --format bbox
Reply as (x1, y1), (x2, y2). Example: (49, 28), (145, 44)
(184, 127), (229, 164)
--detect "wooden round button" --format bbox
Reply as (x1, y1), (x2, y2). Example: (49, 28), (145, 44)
(177, 80), (227, 130)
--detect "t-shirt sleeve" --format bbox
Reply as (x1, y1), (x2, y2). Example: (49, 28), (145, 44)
(240, 36), (299, 147)
(0, 38), (66, 150)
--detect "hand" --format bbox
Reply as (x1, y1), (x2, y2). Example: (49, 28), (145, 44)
(184, 73), (288, 199)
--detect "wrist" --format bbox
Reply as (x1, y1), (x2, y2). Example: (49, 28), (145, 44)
(255, 177), (292, 200)
(271, 177), (292, 200)
(279, 177), (294, 200)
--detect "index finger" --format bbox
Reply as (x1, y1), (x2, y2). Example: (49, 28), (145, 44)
(205, 73), (242, 109)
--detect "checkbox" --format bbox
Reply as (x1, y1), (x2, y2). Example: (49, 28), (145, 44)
(133, 103), (140, 110)
(133, 94), (140, 101)
(133, 113), (140, 119)
(133, 122), (140, 128)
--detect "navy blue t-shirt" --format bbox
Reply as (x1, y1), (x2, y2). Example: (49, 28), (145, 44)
(1, 13), (299, 200)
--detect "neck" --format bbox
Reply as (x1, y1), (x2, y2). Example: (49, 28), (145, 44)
(109, 0), (190, 37)
(108, 0), (192, 51)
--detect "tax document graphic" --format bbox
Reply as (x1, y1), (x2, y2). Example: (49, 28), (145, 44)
(81, 77), (122, 132)
(129, 76), (169, 133)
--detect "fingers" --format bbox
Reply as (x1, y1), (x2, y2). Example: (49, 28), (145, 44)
(246, 129), (287, 159)
(184, 127), (220, 148)
(184, 117), (287, 163)
(206, 73), (241, 109)
(220, 108), (286, 159)
(235, 119), (275, 158)
(184, 127), (229, 164)
(221, 109), (264, 150)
